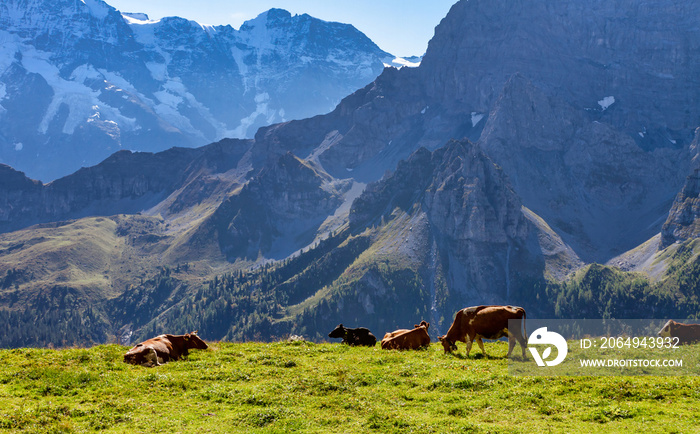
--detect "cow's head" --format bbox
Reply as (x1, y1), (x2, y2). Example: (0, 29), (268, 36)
(657, 320), (677, 337)
(123, 343), (146, 365)
(415, 321), (430, 330)
(438, 335), (457, 354)
(328, 324), (346, 339)
(185, 331), (208, 350)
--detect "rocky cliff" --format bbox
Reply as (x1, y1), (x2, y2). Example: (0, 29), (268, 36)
(662, 129), (700, 246)
(348, 140), (549, 308)
(203, 152), (349, 260)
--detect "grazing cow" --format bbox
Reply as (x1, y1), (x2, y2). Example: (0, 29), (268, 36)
(657, 320), (700, 344)
(382, 321), (430, 341)
(328, 324), (377, 347)
(123, 331), (209, 367)
(438, 305), (527, 358)
(381, 321), (431, 350)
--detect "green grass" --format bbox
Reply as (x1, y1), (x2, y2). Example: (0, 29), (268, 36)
(1, 342), (699, 433)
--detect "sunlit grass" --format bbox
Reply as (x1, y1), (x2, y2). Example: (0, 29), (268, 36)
(0, 342), (698, 433)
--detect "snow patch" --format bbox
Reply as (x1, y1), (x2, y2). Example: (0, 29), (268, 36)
(20, 49), (101, 134)
(232, 93), (274, 138)
(20, 49), (137, 135)
(421, 106), (428, 114)
(390, 57), (421, 68)
(145, 62), (167, 81)
(14, 142), (22, 151)
(598, 96), (615, 111)
(123, 17), (160, 46)
(122, 12), (150, 21)
(471, 112), (484, 127)
(154, 89), (184, 108)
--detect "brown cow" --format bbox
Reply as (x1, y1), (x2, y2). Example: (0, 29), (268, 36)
(382, 321), (430, 341)
(657, 320), (700, 344)
(381, 321), (430, 350)
(438, 305), (527, 358)
(123, 331), (208, 367)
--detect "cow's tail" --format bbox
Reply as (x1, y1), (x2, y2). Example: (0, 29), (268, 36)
(521, 308), (528, 346)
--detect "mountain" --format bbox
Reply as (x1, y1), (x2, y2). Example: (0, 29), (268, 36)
(0, 0), (410, 181)
(1, 0), (699, 346)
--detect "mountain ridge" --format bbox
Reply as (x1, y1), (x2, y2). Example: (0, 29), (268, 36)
(0, 0), (414, 181)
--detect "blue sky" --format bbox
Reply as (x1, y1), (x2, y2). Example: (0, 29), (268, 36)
(106, 0), (458, 57)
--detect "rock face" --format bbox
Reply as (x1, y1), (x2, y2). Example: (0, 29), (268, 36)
(420, 0), (700, 146)
(206, 152), (348, 260)
(0, 1), (399, 181)
(662, 129), (700, 246)
(477, 74), (687, 260)
(350, 140), (544, 308)
(351, 140), (528, 244)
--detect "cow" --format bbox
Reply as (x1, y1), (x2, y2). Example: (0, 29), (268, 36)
(381, 321), (431, 350)
(438, 305), (527, 358)
(382, 321), (430, 341)
(328, 324), (377, 347)
(123, 331), (209, 367)
(657, 320), (700, 344)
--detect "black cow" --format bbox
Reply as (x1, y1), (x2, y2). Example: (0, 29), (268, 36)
(328, 324), (377, 347)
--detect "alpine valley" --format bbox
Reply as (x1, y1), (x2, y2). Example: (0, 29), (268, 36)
(1, 0), (700, 348)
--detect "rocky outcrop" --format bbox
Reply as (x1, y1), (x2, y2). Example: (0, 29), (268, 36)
(351, 140), (528, 243)
(662, 129), (700, 246)
(350, 140), (542, 305)
(207, 152), (348, 260)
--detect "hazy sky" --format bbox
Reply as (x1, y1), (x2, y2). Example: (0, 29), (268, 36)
(106, 0), (458, 57)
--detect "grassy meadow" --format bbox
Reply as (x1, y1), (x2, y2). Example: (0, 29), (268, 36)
(0, 341), (699, 433)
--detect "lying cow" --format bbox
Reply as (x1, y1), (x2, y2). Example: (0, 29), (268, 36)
(123, 331), (209, 367)
(382, 321), (430, 341)
(657, 320), (700, 344)
(381, 321), (430, 350)
(438, 305), (527, 358)
(328, 324), (377, 347)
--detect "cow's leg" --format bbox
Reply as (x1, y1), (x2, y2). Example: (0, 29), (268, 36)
(142, 348), (161, 367)
(518, 334), (527, 359)
(506, 335), (516, 357)
(507, 326), (528, 359)
(476, 337), (486, 355)
(465, 339), (473, 357)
